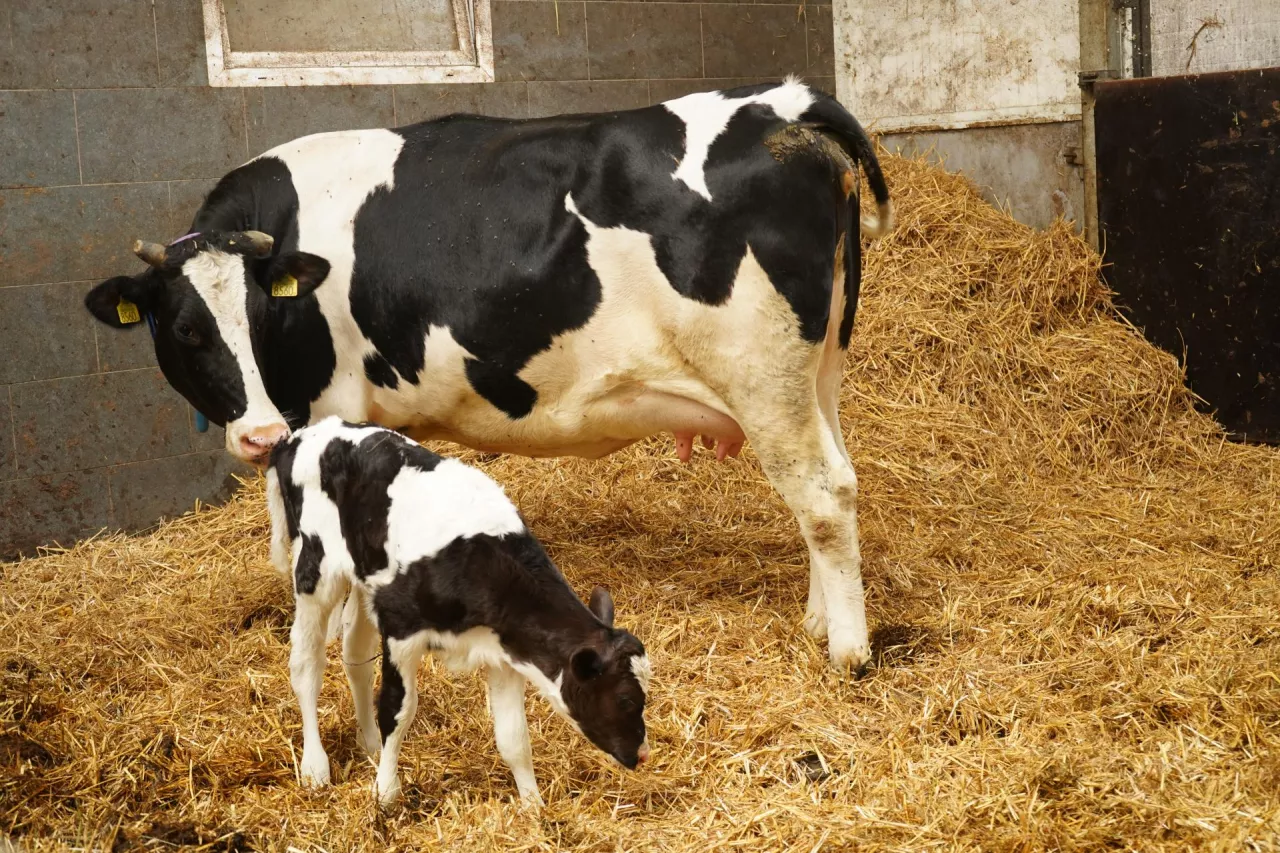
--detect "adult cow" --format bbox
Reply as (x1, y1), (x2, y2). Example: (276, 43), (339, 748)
(84, 78), (893, 670)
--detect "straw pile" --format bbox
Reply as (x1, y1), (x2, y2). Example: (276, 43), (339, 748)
(3, 153), (1279, 853)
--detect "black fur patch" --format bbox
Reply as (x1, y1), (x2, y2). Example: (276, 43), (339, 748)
(294, 534), (324, 595)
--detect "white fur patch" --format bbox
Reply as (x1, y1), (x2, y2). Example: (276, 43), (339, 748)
(391, 626), (573, 721)
(265, 467), (291, 578)
(182, 250), (285, 453)
(368, 458), (525, 588)
(259, 130), (405, 423)
(630, 653), (652, 697)
(663, 78), (815, 201)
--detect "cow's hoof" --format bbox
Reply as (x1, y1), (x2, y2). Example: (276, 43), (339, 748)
(299, 749), (331, 788)
(802, 609), (828, 640)
(827, 641), (872, 676)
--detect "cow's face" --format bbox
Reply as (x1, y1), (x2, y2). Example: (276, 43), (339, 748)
(84, 232), (331, 465)
(560, 587), (652, 769)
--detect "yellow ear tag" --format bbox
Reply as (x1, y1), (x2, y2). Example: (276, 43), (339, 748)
(116, 298), (141, 325)
(271, 274), (299, 297)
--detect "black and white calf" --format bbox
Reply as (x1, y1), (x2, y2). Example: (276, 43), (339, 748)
(86, 77), (893, 670)
(266, 417), (651, 806)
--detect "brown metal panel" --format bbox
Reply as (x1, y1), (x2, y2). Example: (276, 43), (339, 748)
(1095, 67), (1280, 443)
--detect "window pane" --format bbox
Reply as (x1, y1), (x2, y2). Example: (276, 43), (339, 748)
(224, 0), (460, 53)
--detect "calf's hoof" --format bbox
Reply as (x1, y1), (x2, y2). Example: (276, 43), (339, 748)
(375, 773), (401, 808)
(299, 749), (331, 788)
(518, 786), (545, 809)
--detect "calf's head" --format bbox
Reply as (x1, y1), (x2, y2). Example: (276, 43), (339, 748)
(559, 586), (652, 769)
(84, 232), (330, 464)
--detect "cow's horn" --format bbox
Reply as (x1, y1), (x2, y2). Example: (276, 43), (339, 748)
(241, 231), (275, 258)
(133, 240), (168, 268)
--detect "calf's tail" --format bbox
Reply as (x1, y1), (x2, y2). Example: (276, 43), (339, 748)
(800, 92), (894, 239)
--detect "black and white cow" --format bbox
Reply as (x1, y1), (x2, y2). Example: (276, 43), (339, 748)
(84, 78), (893, 670)
(267, 416), (650, 806)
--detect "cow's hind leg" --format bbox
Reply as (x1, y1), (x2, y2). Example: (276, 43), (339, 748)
(738, 403), (870, 671)
(804, 342), (855, 642)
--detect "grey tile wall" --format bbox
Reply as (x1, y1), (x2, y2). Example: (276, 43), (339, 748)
(0, 390), (13, 477)
(493, 2), (589, 82)
(586, 4), (704, 80)
(0, 183), (171, 286)
(10, 369), (190, 478)
(0, 283), (99, 384)
(76, 89), (249, 183)
(247, 87), (397, 154)
(0, 0), (836, 560)
(0, 91), (80, 188)
(108, 451), (249, 531)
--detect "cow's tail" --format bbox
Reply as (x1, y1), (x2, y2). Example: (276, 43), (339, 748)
(799, 90), (894, 240)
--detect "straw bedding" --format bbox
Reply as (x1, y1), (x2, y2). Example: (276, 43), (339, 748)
(3, 153), (1278, 852)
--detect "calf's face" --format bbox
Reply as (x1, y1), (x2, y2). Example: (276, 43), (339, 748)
(562, 587), (652, 769)
(84, 232), (330, 464)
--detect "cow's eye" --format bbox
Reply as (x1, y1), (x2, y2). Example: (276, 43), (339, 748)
(618, 695), (637, 713)
(175, 323), (201, 346)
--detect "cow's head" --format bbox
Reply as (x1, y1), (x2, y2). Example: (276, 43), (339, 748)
(84, 231), (330, 464)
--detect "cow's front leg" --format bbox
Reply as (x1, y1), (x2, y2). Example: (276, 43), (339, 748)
(739, 406), (870, 671)
(803, 549), (828, 640)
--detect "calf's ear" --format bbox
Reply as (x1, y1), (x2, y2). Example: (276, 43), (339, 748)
(261, 251), (331, 300)
(571, 647), (605, 681)
(84, 274), (155, 329)
(589, 585), (615, 627)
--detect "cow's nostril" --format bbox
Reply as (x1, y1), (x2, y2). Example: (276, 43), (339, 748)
(238, 437), (265, 458)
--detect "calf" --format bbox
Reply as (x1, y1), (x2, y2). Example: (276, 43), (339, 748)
(266, 416), (650, 806)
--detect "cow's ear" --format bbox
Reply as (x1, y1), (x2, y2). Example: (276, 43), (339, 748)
(84, 274), (155, 329)
(263, 252), (330, 300)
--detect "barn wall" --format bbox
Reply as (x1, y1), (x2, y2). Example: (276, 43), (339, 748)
(1151, 0), (1280, 77)
(833, 0), (1087, 232)
(0, 0), (836, 560)
(877, 122), (1084, 231)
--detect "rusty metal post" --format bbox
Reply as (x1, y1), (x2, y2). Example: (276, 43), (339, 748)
(1078, 0), (1128, 251)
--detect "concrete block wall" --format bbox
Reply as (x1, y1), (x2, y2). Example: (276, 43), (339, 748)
(0, 0), (836, 559)
(1151, 0), (1280, 77)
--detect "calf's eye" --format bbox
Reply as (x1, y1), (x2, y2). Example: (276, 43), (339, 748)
(619, 695), (637, 712)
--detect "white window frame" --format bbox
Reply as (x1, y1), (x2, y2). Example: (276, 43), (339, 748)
(201, 0), (493, 87)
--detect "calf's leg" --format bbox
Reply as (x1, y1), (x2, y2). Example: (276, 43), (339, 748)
(375, 635), (425, 806)
(341, 586), (381, 758)
(486, 664), (542, 806)
(290, 575), (345, 788)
